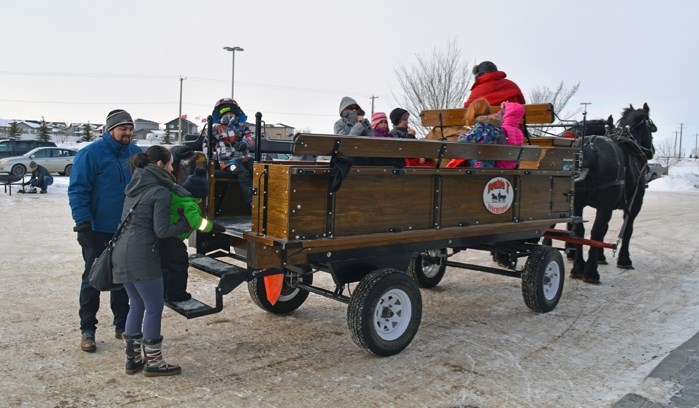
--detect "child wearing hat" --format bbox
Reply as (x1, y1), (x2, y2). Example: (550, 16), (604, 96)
(370, 112), (390, 137)
(160, 166), (225, 305)
(389, 108), (417, 139)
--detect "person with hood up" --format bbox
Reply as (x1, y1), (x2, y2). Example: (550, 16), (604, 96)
(111, 145), (191, 377)
(464, 61), (526, 107)
(203, 98), (254, 208)
(495, 101), (525, 169)
(334, 97), (373, 136)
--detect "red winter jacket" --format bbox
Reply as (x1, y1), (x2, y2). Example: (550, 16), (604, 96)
(464, 71), (526, 107)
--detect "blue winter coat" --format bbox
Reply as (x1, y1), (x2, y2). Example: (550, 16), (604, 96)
(68, 132), (142, 234)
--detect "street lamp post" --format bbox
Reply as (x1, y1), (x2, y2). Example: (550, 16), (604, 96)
(223, 46), (244, 99)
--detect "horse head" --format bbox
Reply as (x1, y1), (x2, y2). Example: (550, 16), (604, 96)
(617, 103), (656, 160)
(562, 116), (614, 138)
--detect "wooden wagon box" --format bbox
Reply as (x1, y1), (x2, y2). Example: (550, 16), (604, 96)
(245, 134), (577, 269)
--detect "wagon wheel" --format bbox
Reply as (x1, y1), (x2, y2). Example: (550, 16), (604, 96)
(521, 246), (564, 313)
(347, 269), (422, 357)
(248, 269), (312, 314)
(407, 248), (447, 288)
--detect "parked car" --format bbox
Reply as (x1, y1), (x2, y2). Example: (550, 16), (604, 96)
(0, 147), (77, 177)
(645, 162), (665, 183)
(0, 139), (56, 158)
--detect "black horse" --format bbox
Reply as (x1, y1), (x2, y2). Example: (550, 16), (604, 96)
(567, 103), (656, 284)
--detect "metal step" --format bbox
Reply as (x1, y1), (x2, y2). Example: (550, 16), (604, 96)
(189, 254), (252, 295)
(164, 289), (223, 319)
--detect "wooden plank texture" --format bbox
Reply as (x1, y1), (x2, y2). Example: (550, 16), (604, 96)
(420, 103), (555, 127)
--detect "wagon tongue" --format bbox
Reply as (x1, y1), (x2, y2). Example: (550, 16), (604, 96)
(264, 273), (284, 305)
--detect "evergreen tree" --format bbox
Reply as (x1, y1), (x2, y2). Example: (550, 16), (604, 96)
(163, 128), (172, 144)
(81, 123), (93, 142)
(38, 116), (51, 142)
(9, 121), (19, 138)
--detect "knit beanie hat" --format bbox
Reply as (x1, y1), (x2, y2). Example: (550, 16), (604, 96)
(105, 109), (134, 132)
(29, 161), (37, 168)
(371, 112), (388, 128)
(389, 108), (409, 126)
(182, 166), (209, 199)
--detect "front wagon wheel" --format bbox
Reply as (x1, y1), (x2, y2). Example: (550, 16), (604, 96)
(521, 246), (564, 313)
(347, 269), (422, 356)
(407, 248), (447, 288)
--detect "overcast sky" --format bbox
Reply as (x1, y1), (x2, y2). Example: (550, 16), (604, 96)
(1, 0), (696, 149)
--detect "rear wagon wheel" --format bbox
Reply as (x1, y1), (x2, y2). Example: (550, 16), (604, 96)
(248, 270), (312, 314)
(407, 248), (447, 288)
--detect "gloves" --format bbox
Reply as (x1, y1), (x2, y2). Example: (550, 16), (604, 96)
(211, 222), (226, 234)
(177, 208), (192, 233)
(233, 141), (248, 152)
(73, 223), (94, 247)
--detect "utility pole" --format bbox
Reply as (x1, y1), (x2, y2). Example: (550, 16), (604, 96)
(673, 131), (678, 158)
(679, 123), (684, 158)
(369, 95), (379, 115)
(178, 76), (186, 143)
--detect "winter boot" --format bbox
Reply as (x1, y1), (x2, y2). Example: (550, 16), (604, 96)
(143, 336), (181, 377)
(123, 333), (144, 375)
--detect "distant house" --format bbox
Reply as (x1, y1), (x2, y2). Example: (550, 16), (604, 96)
(67, 123), (102, 139)
(164, 117), (198, 137)
(134, 118), (160, 140)
(264, 123), (295, 140)
(15, 120), (41, 135)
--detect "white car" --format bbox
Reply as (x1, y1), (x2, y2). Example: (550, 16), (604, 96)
(0, 147), (77, 177)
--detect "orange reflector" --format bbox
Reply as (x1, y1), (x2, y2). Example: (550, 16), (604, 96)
(264, 273), (284, 305)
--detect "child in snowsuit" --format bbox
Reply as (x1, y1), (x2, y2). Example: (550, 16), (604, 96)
(495, 101), (525, 169)
(161, 166), (224, 304)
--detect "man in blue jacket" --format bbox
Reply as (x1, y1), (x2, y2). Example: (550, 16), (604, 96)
(68, 109), (142, 352)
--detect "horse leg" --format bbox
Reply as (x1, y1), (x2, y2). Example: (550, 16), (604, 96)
(598, 249), (608, 265)
(617, 203), (641, 269)
(584, 207), (614, 284)
(570, 203), (586, 279)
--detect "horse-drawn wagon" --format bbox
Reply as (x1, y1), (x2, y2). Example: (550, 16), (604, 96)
(170, 105), (582, 356)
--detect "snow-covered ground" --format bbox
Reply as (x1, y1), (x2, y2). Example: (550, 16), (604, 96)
(2, 159), (698, 407)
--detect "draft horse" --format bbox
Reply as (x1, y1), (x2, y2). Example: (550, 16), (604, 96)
(568, 103), (656, 284)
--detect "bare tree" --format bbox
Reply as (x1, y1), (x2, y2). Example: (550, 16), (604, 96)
(393, 39), (472, 137)
(653, 138), (682, 170)
(527, 81), (580, 137)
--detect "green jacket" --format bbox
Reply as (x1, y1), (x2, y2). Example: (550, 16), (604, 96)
(169, 184), (213, 239)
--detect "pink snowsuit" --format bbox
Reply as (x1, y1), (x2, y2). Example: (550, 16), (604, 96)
(496, 102), (525, 169)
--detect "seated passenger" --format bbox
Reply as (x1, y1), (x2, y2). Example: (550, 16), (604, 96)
(334, 97), (373, 136)
(456, 98), (503, 168)
(370, 112), (390, 137)
(203, 98), (253, 208)
(388, 108), (417, 139)
(496, 101), (525, 169)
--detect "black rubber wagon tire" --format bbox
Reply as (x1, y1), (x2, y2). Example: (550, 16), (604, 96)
(407, 248), (447, 288)
(247, 269), (312, 314)
(521, 246), (564, 313)
(347, 268), (422, 357)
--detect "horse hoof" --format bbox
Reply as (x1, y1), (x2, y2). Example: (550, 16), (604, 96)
(598, 259), (608, 265)
(617, 263), (635, 270)
(570, 272), (584, 280)
(583, 276), (601, 284)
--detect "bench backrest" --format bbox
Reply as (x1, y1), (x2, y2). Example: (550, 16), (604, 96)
(290, 133), (543, 162)
(420, 103), (555, 127)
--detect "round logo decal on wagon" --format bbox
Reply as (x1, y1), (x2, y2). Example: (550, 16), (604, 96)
(482, 177), (514, 215)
